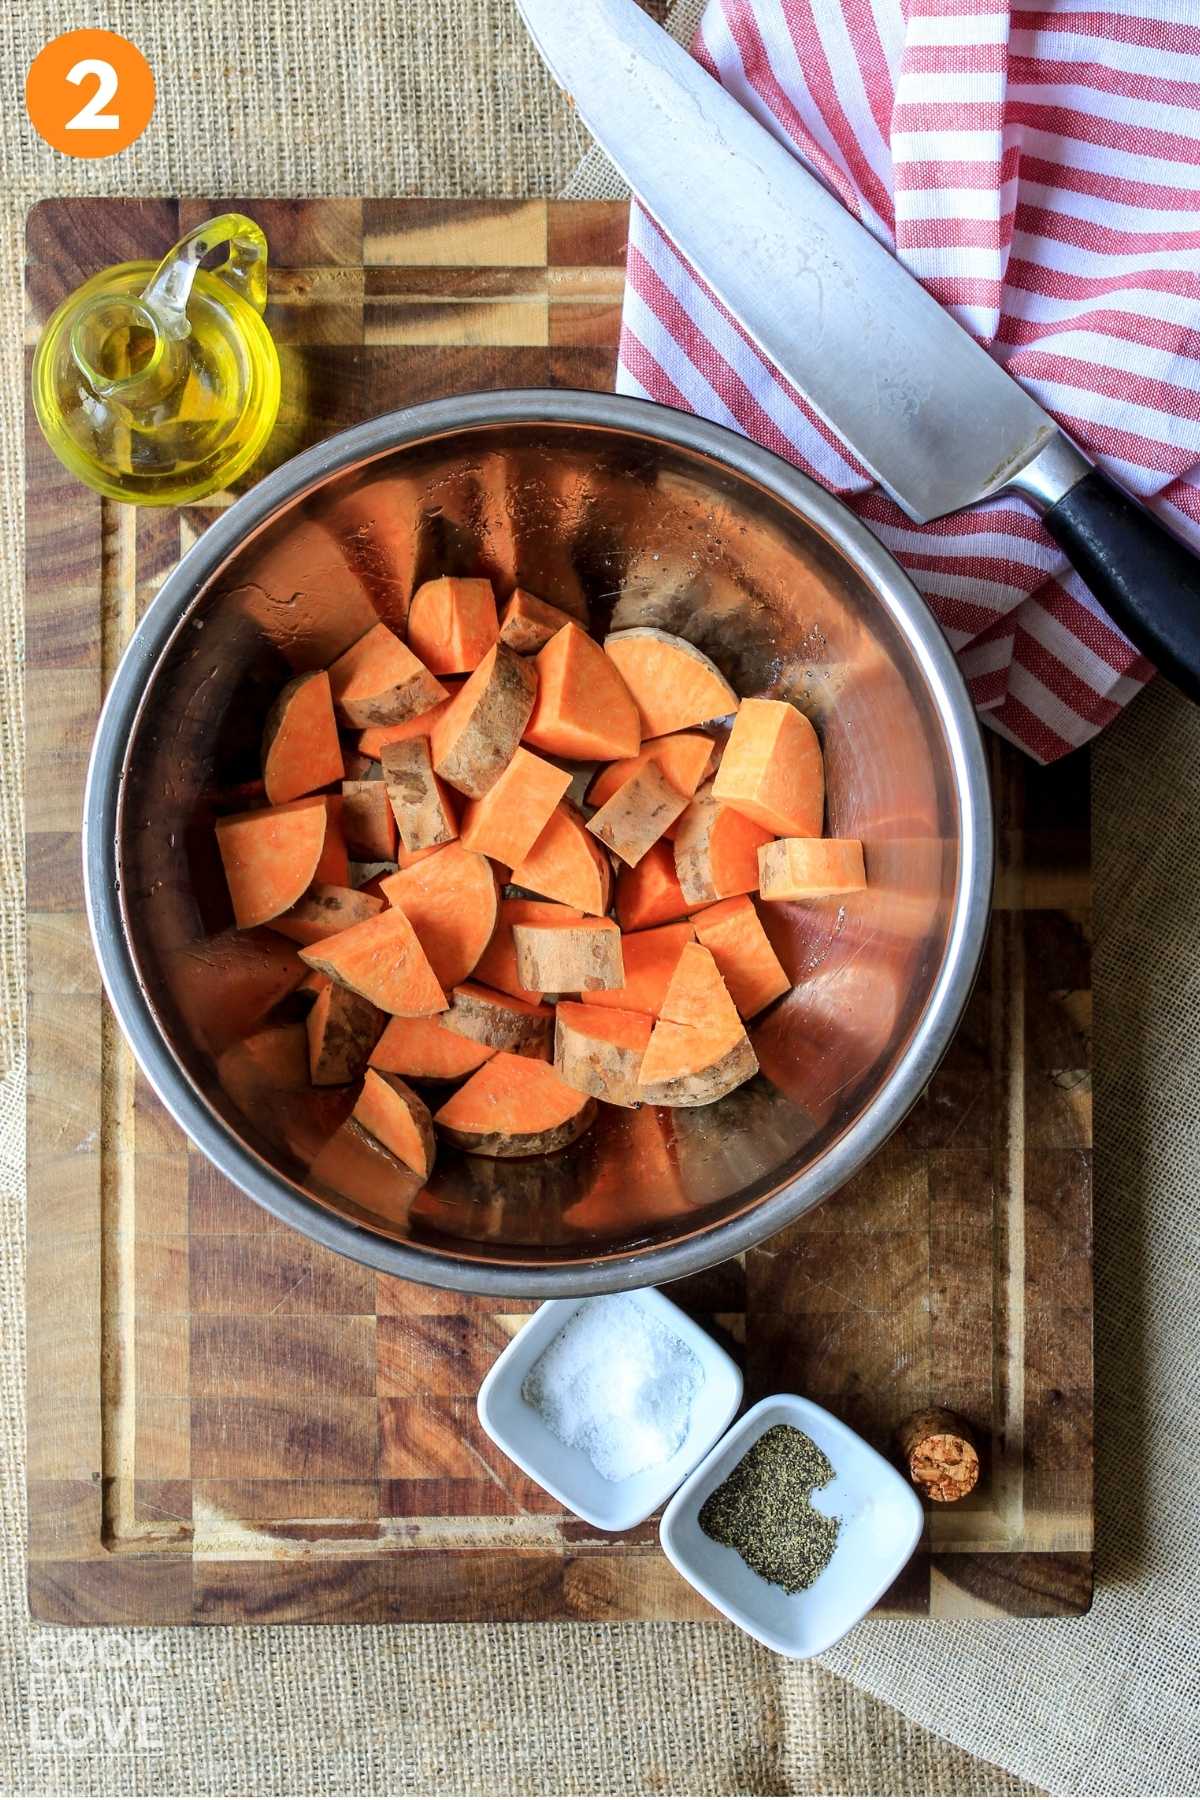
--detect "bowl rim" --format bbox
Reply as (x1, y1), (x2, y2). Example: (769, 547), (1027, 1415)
(82, 387), (993, 1296)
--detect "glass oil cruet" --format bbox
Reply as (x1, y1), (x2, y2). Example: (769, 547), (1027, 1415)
(31, 213), (282, 505)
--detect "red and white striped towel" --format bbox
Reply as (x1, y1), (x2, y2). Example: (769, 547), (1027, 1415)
(617, 0), (1200, 761)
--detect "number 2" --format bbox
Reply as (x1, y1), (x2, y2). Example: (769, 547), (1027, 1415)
(64, 58), (120, 131)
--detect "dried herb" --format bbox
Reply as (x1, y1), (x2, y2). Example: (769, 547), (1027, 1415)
(699, 1422), (840, 1593)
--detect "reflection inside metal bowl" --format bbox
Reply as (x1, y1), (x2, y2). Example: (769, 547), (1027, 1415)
(116, 415), (969, 1273)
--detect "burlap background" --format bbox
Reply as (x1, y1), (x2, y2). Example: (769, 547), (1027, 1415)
(2, 4), (1196, 1795)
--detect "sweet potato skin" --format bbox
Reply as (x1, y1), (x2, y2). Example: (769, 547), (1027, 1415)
(270, 883), (384, 947)
(440, 983), (554, 1058)
(341, 781), (396, 861)
(637, 1030), (759, 1107)
(431, 643), (538, 799)
(554, 1003), (653, 1109)
(307, 981), (385, 1085)
(512, 920), (625, 993)
(436, 1102), (596, 1159)
(381, 736), (458, 852)
(587, 760), (689, 868)
(498, 589), (579, 654)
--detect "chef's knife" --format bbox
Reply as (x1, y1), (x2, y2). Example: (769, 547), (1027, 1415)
(519, 0), (1200, 701)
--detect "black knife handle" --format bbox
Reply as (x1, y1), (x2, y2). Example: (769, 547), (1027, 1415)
(1043, 469), (1200, 703)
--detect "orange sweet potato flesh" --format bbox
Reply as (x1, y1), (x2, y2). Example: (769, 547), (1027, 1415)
(300, 907), (447, 1016)
(691, 895), (789, 1018)
(328, 622), (448, 729)
(379, 845), (498, 989)
(306, 980), (386, 1084)
(604, 629), (738, 736)
(353, 1070), (436, 1178)
(216, 797), (329, 929)
(498, 589), (579, 654)
(271, 882), (384, 947)
(510, 801), (612, 915)
(434, 1052), (596, 1158)
(758, 837), (867, 900)
(431, 644), (538, 799)
(674, 784), (775, 905)
(341, 781), (396, 862)
(313, 795), (350, 886)
(369, 1014), (496, 1081)
(358, 682), (461, 760)
(616, 841), (690, 932)
(637, 942), (758, 1106)
(407, 577), (498, 675)
(580, 921), (694, 1018)
(585, 731), (716, 819)
(471, 896), (573, 1003)
(523, 624), (641, 761)
(262, 670), (344, 804)
(459, 747), (571, 867)
(711, 698), (824, 836)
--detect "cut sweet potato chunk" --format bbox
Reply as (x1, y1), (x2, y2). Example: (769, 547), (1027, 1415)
(498, 588), (579, 654)
(440, 983), (555, 1059)
(585, 730), (716, 827)
(638, 943), (757, 1106)
(271, 882), (384, 947)
(300, 908), (447, 1016)
(587, 760), (689, 868)
(604, 628), (738, 736)
(341, 780), (396, 862)
(313, 795), (350, 886)
(369, 1014), (496, 1081)
(554, 1002), (654, 1110)
(458, 747), (571, 866)
(471, 897), (573, 1003)
(711, 697), (824, 836)
(510, 801), (612, 915)
(353, 1070), (436, 1178)
(407, 576), (498, 675)
(381, 736), (459, 852)
(434, 1052), (596, 1157)
(357, 682), (462, 760)
(674, 784), (775, 905)
(616, 840), (690, 932)
(306, 980), (386, 1085)
(513, 916), (624, 993)
(523, 624), (641, 761)
(262, 670), (344, 805)
(328, 621), (448, 729)
(580, 921), (694, 1019)
(691, 895), (790, 1018)
(758, 837), (867, 900)
(216, 797), (328, 929)
(431, 643), (537, 798)
(379, 846), (498, 989)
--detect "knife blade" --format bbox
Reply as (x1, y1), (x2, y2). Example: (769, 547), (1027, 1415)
(519, 0), (1200, 701)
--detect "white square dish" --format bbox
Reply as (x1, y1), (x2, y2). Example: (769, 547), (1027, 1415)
(476, 1289), (743, 1531)
(659, 1392), (925, 1657)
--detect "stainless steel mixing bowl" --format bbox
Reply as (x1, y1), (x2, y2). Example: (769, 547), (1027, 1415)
(84, 390), (992, 1295)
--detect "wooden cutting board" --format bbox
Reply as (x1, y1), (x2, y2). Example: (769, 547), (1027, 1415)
(25, 198), (1094, 1625)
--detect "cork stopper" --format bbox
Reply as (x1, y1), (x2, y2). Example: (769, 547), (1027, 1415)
(896, 1407), (980, 1503)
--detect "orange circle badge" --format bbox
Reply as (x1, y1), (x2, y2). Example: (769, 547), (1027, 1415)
(26, 29), (155, 159)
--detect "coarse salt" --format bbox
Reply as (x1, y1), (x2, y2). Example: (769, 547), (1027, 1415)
(521, 1293), (704, 1484)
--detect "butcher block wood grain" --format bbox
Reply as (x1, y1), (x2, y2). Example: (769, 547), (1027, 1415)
(25, 199), (1093, 1625)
